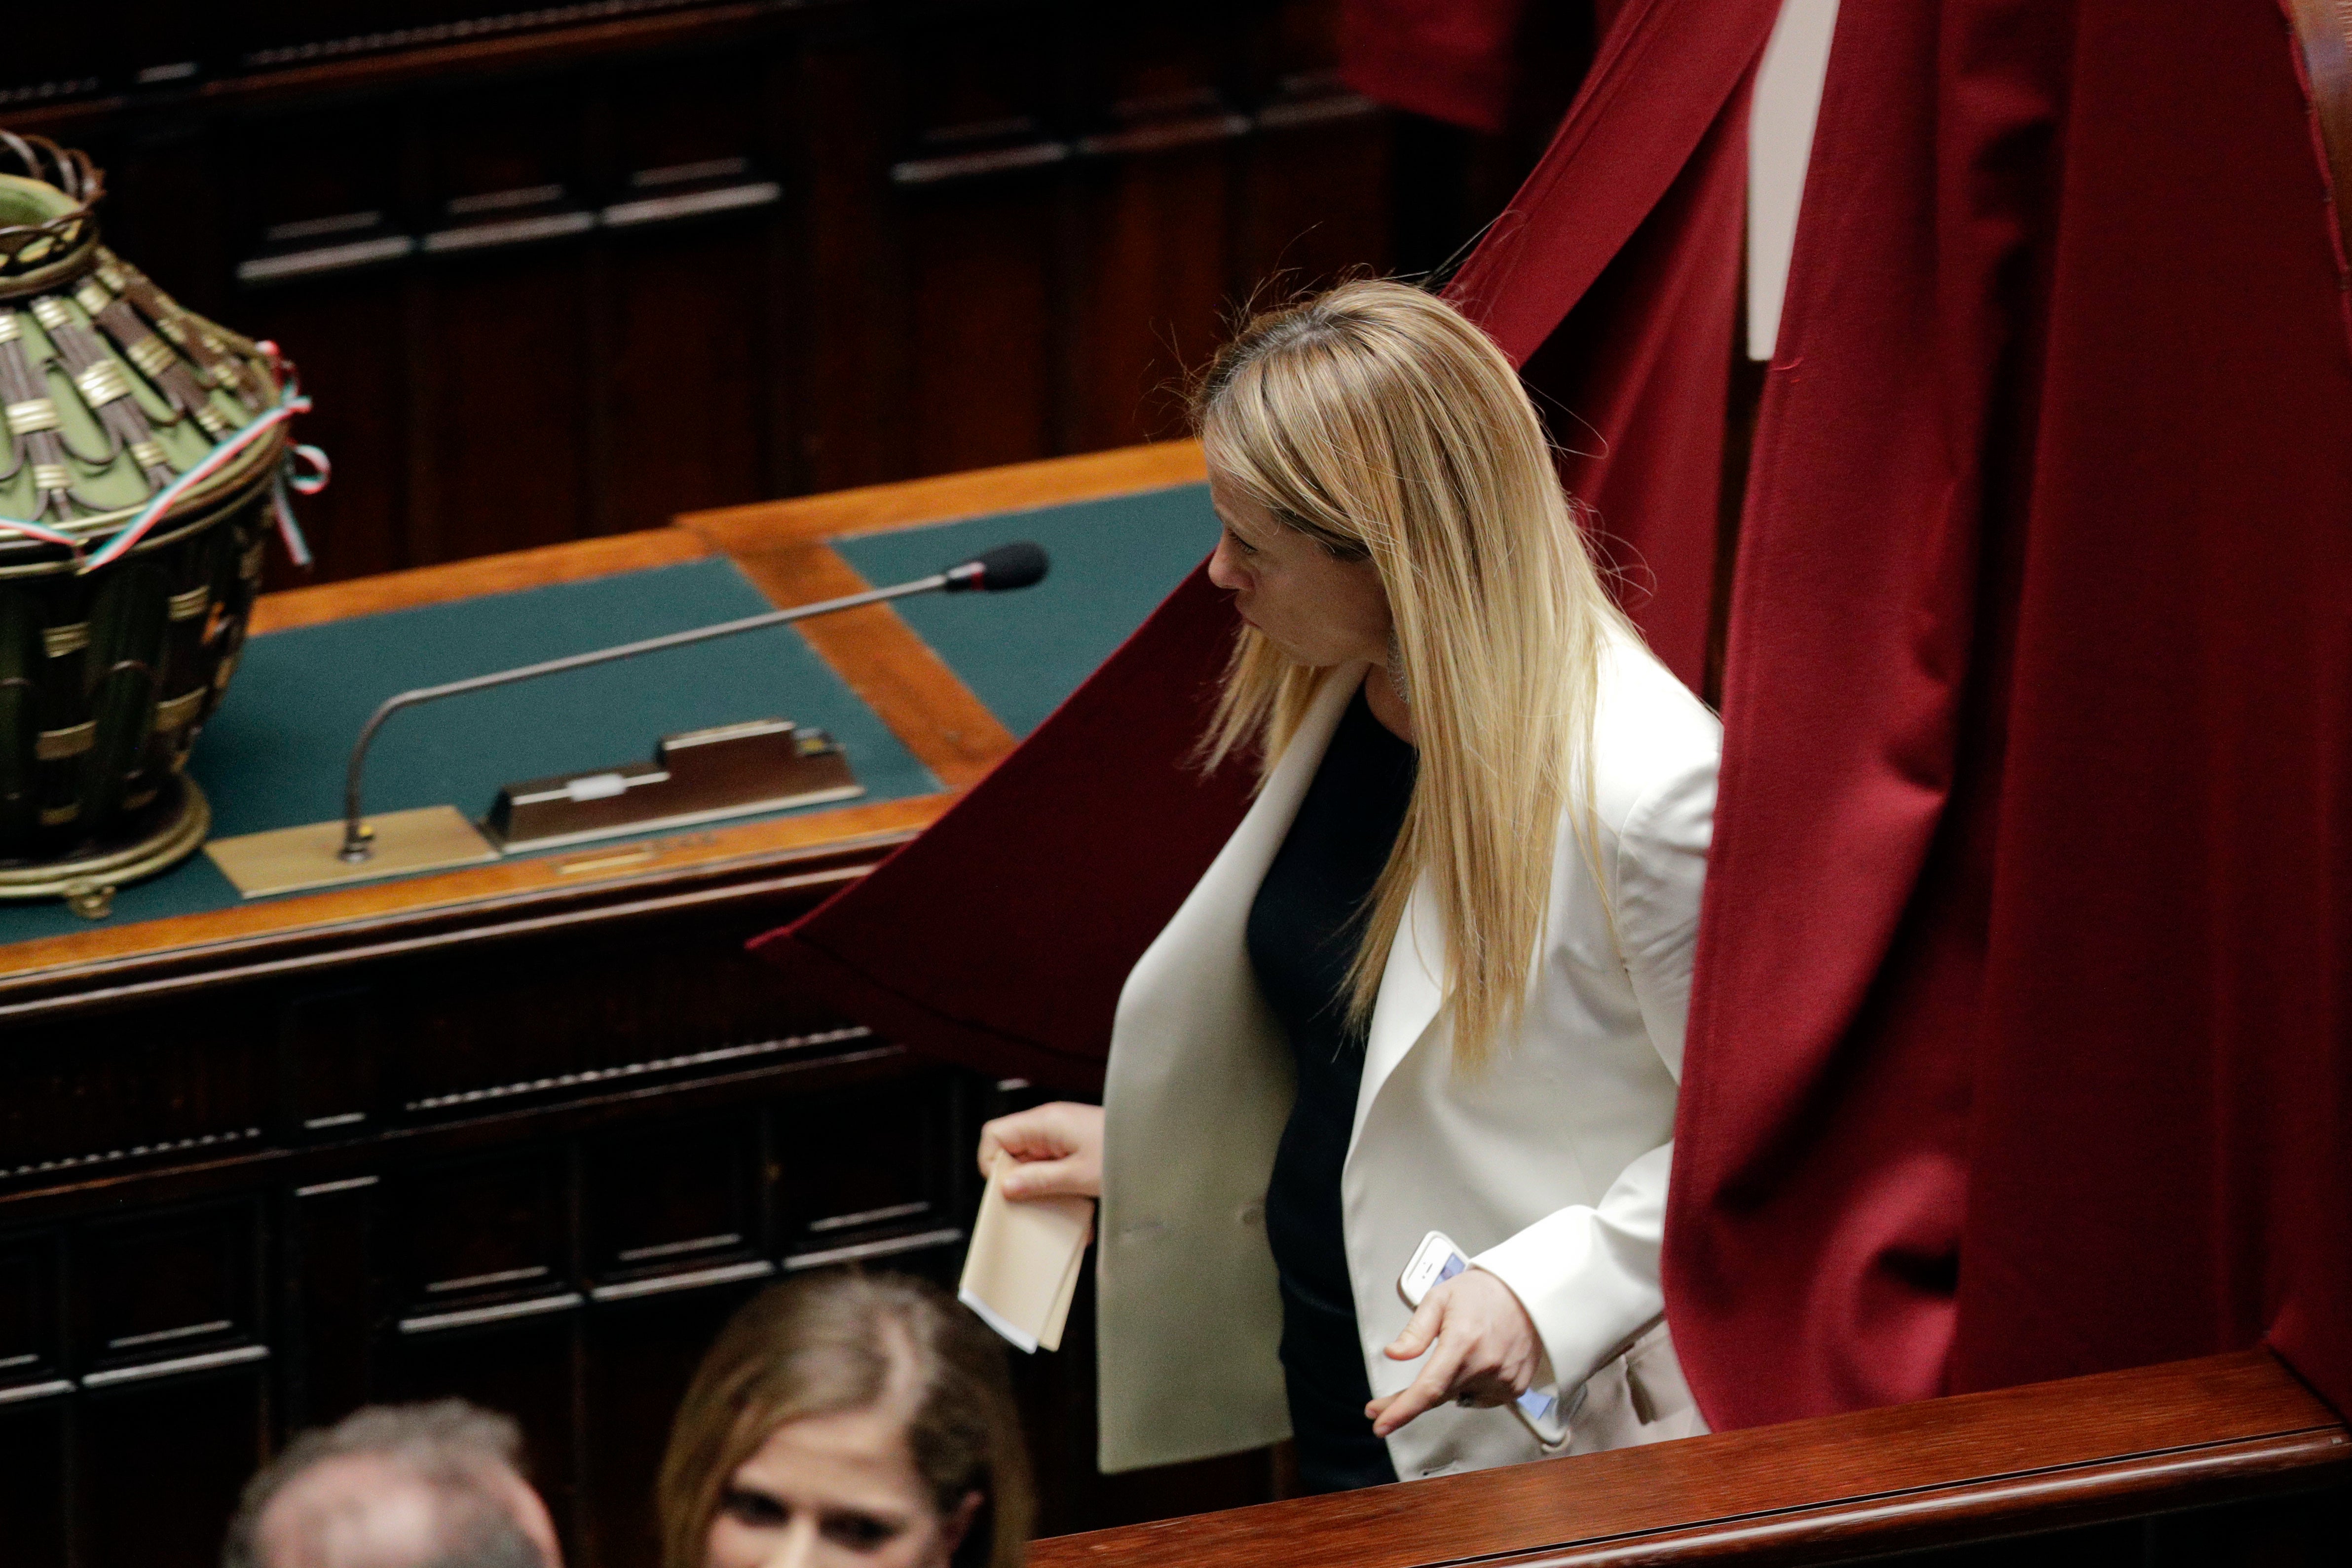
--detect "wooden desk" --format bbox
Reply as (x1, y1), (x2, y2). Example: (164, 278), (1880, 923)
(0, 439), (1202, 1000)
(0, 444), (1260, 1568)
(1035, 1351), (2351, 1567)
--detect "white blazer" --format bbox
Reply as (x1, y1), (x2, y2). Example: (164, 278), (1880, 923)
(1095, 626), (1720, 1480)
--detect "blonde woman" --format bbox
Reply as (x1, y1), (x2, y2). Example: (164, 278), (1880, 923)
(657, 1272), (1032, 1568)
(976, 280), (1719, 1491)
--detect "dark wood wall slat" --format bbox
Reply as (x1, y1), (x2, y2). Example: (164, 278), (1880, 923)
(81, 1361), (273, 1567)
(0, 1398), (71, 1564)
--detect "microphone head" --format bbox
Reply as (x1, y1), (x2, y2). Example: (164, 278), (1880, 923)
(944, 540), (1049, 592)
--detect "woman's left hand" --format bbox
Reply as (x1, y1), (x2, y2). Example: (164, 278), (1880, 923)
(1365, 1269), (1544, 1437)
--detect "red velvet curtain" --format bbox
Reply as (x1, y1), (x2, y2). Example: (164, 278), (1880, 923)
(1337, 0), (1643, 134)
(1668, 0), (2352, 1425)
(1339, 0), (1534, 133)
(1445, 0), (1756, 688)
(752, 0), (1770, 1087)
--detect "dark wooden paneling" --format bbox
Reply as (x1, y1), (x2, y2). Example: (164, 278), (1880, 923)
(0, 1229), (65, 1392)
(794, 19), (908, 493)
(905, 177), (1064, 476)
(78, 1200), (265, 1379)
(1067, 143), (1232, 450)
(583, 1113), (766, 1286)
(1065, 14), (1240, 448)
(81, 1362), (271, 1568)
(778, 1079), (957, 1254)
(597, 218), (776, 535)
(888, 4), (1068, 479)
(396, 1151), (573, 1311)
(423, 247), (596, 559)
(0, 1397), (71, 1564)
(281, 985), (389, 1136)
(285, 1174), (377, 1429)
(0, 1014), (271, 1184)
(3, 0), (1415, 586)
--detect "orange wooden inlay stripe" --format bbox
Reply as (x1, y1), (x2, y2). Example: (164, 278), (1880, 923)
(252, 527), (709, 635)
(723, 540), (1018, 791)
(678, 441), (1207, 552)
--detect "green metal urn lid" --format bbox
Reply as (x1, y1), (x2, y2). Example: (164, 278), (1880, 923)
(0, 134), (291, 563)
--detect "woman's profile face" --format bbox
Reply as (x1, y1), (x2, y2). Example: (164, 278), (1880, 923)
(706, 1404), (980, 1568)
(1206, 470), (1391, 669)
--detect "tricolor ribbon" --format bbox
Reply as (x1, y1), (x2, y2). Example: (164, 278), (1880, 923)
(0, 371), (323, 573)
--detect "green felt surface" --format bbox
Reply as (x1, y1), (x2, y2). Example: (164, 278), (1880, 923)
(834, 483), (1218, 738)
(0, 558), (936, 944)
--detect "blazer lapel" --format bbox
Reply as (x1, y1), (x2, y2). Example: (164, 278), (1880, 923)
(1352, 870), (1447, 1148)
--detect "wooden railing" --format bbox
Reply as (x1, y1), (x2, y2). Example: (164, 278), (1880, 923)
(1032, 1351), (2350, 1567)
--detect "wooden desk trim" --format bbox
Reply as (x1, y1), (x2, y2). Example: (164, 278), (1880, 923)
(248, 528), (714, 635)
(1030, 1352), (2350, 1568)
(678, 441), (1208, 548)
(0, 442), (1204, 998)
(0, 807), (936, 1013)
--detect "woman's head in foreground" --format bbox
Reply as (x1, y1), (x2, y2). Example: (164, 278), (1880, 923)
(1193, 278), (1631, 1064)
(658, 1272), (1032, 1568)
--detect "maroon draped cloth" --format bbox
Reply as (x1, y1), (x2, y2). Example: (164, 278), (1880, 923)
(1339, 0), (1534, 133)
(1447, 0), (1754, 688)
(1338, 0), (1643, 134)
(751, 0), (1769, 1089)
(1668, 0), (2352, 1424)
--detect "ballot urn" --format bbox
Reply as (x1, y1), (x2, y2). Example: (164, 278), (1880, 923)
(0, 134), (315, 909)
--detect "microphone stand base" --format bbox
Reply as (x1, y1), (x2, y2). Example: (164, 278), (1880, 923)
(207, 804), (499, 899)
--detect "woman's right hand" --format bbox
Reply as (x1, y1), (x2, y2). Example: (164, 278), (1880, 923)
(975, 1102), (1104, 1201)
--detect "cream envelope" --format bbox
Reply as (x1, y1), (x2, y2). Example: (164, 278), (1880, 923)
(958, 1153), (1094, 1353)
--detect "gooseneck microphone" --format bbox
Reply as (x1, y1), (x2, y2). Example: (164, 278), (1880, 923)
(945, 539), (1049, 592)
(337, 541), (1051, 862)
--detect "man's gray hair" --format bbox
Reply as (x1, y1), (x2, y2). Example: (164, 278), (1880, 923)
(223, 1400), (547, 1568)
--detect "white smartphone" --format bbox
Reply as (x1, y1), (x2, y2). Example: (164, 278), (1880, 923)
(1397, 1230), (1570, 1447)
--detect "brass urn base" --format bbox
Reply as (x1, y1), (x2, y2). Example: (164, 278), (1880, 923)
(0, 777), (211, 916)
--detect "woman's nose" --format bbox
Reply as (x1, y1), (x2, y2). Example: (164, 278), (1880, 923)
(759, 1519), (821, 1568)
(1207, 535), (1249, 591)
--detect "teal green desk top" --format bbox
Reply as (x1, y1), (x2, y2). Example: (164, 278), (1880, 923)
(0, 481), (1219, 948)
(833, 483), (1219, 739)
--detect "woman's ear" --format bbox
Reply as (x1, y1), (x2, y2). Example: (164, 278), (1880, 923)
(939, 1490), (985, 1559)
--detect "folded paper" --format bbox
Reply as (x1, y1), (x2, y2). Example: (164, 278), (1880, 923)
(958, 1153), (1092, 1353)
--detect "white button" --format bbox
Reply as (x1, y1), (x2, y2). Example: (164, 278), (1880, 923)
(563, 771), (630, 802)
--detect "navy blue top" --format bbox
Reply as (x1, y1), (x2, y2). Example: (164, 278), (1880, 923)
(1246, 681), (1417, 1491)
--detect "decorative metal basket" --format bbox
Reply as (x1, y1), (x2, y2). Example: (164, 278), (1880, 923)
(0, 133), (316, 909)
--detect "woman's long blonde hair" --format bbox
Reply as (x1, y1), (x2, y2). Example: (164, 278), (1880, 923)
(1195, 279), (1632, 1067)
(656, 1272), (1032, 1568)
